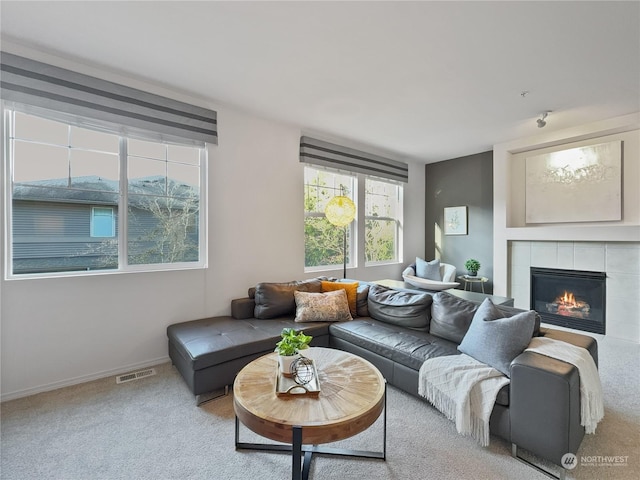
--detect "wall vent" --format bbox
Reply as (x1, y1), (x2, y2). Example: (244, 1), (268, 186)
(116, 368), (156, 384)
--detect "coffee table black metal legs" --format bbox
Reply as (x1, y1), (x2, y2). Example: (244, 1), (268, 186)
(235, 386), (387, 480)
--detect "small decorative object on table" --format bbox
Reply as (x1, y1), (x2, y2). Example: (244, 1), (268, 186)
(275, 328), (312, 377)
(464, 258), (481, 277)
(276, 355), (321, 396)
(291, 356), (315, 385)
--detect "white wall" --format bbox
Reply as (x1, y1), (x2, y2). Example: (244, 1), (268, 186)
(0, 52), (425, 400)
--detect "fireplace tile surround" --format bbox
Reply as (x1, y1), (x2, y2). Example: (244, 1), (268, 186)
(509, 241), (640, 343)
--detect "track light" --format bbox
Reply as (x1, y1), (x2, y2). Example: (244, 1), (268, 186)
(537, 112), (550, 128)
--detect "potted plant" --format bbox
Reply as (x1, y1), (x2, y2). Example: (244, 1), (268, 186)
(464, 258), (481, 277)
(275, 328), (313, 376)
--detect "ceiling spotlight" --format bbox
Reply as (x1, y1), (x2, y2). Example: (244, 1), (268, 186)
(537, 112), (550, 128)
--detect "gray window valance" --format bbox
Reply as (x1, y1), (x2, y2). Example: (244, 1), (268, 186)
(0, 52), (217, 145)
(299, 136), (408, 183)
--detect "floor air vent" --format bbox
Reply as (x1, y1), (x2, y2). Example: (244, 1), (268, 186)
(116, 368), (156, 384)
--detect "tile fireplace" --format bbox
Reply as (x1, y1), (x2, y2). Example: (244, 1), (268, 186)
(530, 267), (606, 334)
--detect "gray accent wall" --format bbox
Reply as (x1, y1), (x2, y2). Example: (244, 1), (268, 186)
(425, 151), (494, 293)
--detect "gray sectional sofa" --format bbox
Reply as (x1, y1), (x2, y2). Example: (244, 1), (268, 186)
(167, 277), (598, 477)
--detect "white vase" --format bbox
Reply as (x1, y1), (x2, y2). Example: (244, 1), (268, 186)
(278, 354), (299, 377)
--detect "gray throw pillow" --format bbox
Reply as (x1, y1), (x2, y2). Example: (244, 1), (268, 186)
(458, 298), (536, 377)
(367, 284), (433, 330)
(494, 304), (542, 337)
(416, 257), (441, 281)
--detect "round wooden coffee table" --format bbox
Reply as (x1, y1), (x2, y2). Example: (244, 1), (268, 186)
(233, 347), (386, 480)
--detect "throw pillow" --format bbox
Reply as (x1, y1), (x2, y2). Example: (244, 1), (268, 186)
(293, 290), (353, 323)
(495, 303), (542, 337)
(367, 284), (433, 330)
(458, 298), (536, 377)
(254, 278), (324, 319)
(416, 257), (441, 281)
(321, 281), (358, 317)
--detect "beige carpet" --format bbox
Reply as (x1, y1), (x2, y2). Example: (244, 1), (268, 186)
(1, 335), (638, 480)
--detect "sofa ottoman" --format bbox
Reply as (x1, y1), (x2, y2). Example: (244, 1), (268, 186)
(168, 315), (330, 402)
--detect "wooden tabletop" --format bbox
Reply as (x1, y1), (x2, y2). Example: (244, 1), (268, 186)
(233, 347), (385, 445)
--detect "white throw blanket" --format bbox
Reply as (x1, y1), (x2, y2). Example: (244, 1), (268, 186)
(418, 354), (509, 446)
(525, 336), (604, 434)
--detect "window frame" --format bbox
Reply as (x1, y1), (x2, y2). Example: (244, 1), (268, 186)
(364, 176), (403, 266)
(90, 206), (116, 238)
(303, 165), (357, 273)
(303, 165), (405, 274)
(3, 103), (208, 279)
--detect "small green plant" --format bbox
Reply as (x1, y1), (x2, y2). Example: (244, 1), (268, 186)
(464, 258), (481, 275)
(275, 328), (313, 356)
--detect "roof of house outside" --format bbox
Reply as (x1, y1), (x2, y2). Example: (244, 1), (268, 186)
(13, 176), (198, 208)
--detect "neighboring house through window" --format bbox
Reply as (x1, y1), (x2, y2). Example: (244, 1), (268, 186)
(5, 109), (206, 276)
(2, 52), (216, 278)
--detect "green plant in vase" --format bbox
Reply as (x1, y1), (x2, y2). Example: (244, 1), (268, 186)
(275, 328), (313, 375)
(464, 258), (481, 277)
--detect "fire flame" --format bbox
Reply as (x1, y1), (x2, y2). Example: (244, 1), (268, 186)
(549, 290), (591, 319)
(560, 291), (577, 306)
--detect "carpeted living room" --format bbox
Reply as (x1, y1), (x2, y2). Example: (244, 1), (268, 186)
(1, 2), (639, 480)
(1, 336), (637, 480)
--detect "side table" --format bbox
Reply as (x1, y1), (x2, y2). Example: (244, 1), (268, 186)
(458, 275), (489, 293)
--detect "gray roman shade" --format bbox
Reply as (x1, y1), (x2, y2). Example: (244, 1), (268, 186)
(0, 52), (217, 145)
(300, 136), (408, 183)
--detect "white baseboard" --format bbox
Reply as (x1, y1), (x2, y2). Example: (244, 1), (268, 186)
(0, 356), (171, 403)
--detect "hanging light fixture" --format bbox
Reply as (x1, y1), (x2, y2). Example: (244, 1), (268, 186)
(325, 195), (356, 227)
(325, 193), (356, 278)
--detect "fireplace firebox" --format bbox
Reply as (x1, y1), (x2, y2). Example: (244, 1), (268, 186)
(530, 267), (606, 334)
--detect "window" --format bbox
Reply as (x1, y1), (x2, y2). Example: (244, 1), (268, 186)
(303, 167), (404, 272)
(301, 136), (406, 273)
(303, 166), (356, 270)
(126, 138), (201, 266)
(365, 178), (403, 265)
(5, 109), (206, 277)
(91, 207), (115, 238)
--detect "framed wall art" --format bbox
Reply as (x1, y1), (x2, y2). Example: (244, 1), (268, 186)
(444, 206), (467, 235)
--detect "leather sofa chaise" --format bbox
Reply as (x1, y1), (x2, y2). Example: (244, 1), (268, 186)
(167, 277), (597, 479)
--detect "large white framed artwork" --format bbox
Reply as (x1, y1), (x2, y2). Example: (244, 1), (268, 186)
(525, 141), (622, 224)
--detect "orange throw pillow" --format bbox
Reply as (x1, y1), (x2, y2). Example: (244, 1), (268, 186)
(321, 281), (358, 317)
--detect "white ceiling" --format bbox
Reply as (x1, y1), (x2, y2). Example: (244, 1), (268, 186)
(1, 1), (639, 163)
